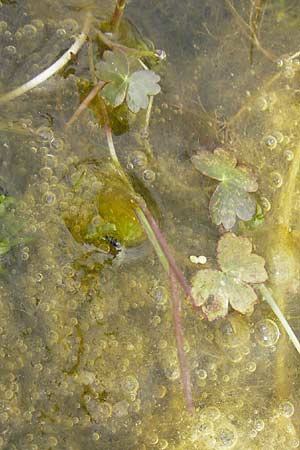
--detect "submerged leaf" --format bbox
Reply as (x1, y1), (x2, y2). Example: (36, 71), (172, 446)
(96, 49), (129, 108)
(127, 70), (161, 113)
(191, 233), (268, 321)
(218, 233), (268, 283)
(191, 148), (258, 230)
(96, 49), (161, 112)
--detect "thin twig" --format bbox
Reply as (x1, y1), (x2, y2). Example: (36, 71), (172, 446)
(66, 80), (105, 128)
(0, 14), (92, 104)
(225, 0), (276, 62)
(169, 271), (194, 413)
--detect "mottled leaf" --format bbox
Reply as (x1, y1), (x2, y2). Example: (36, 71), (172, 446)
(191, 270), (229, 321)
(218, 233), (268, 283)
(191, 233), (267, 321)
(191, 148), (258, 229)
(210, 181), (257, 230)
(127, 70), (161, 113)
(224, 277), (257, 314)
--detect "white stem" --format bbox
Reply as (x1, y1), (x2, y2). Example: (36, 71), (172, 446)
(258, 283), (300, 355)
(0, 14), (92, 104)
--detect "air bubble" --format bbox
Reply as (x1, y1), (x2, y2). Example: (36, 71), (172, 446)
(43, 191), (56, 205)
(246, 361), (256, 372)
(214, 423), (238, 449)
(191, 420), (214, 441)
(56, 28), (67, 38)
(272, 131), (284, 143)
(284, 150), (294, 161)
(201, 406), (221, 421)
(122, 375), (139, 393)
(37, 126), (54, 142)
(261, 196), (271, 212)
(197, 368), (207, 380)
(152, 286), (168, 306)
(279, 401), (294, 418)
(271, 172), (283, 188)
(291, 438), (300, 448)
(23, 24), (37, 38)
(255, 319), (280, 347)
(128, 150), (148, 169)
(158, 439), (169, 449)
(40, 167), (53, 180)
(249, 429), (257, 439)
(143, 169), (156, 182)
(62, 18), (79, 33)
(164, 365), (180, 380)
(92, 432), (100, 441)
(4, 45), (16, 55)
(263, 135), (277, 150)
(0, 21), (7, 34)
(255, 96), (268, 112)
(254, 418), (265, 432)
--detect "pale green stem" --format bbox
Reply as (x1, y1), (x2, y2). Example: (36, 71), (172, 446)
(257, 283), (300, 354)
(0, 14), (92, 104)
(135, 207), (169, 271)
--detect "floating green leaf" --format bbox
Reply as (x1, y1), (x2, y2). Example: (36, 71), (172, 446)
(191, 233), (268, 321)
(96, 49), (161, 113)
(191, 148), (258, 230)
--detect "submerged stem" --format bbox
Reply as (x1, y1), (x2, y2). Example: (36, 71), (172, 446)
(111, 0), (127, 33)
(257, 283), (300, 354)
(135, 197), (201, 312)
(169, 271), (194, 413)
(66, 80), (105, 128)
(0, 14), (92, 104)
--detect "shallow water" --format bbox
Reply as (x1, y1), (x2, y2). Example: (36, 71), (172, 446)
(1, 0), (300, 449)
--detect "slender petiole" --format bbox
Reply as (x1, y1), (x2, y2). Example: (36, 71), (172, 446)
(0, 14), (92, 104)
(169, 271), (194, 413)
(111, 0), (127, 33)
(66, 80), (105, 128)
(257, 283), (300, 354)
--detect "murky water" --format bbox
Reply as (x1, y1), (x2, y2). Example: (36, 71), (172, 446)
(1, 0), (300, 449)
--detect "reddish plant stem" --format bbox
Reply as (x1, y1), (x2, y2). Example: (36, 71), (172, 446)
(111, 0), (127, 33)
(169, 271), (194, 413)
(66, 80), (105, 128)
(135, 196), (201, 312)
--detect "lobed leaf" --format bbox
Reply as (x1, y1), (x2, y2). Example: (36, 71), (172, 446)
(191, 233), (267, 321)
(191, 148), (258, 229)
(210, 181), (257, 231)
(127, 70), (161, 113)
(218, 233), (268, 283)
